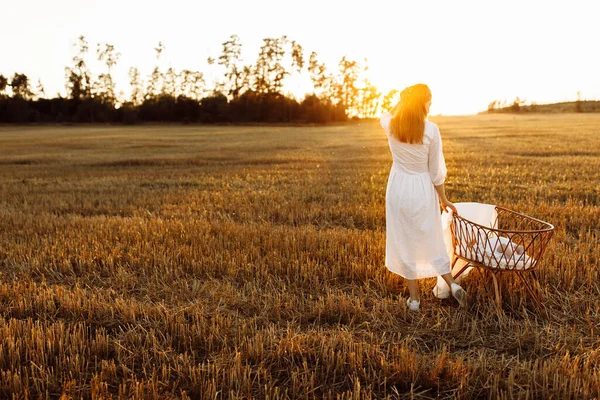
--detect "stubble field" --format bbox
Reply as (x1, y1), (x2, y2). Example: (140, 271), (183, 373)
(0, 114), (599, 399)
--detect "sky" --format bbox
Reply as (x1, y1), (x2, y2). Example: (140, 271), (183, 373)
(1, 0), (599, 115)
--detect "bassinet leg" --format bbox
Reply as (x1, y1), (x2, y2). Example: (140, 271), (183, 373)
(491, 271), (503, 310)
(530, 270), (545, 303)
(476, 268), (493, 297)
(450, 256), (460, 278)
(451, 258), (469, 282)
(517, 271), (547, 316)
(452, 267), (469, 282)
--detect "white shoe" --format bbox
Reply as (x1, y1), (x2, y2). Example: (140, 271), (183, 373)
(451, 283), (467, 307)
(406, 298), (420, 312)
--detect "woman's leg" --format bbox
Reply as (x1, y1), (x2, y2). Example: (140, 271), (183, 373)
(406, 279), (420, 301)
(440, 273), (456, 288)
(440, 273), (467, 306)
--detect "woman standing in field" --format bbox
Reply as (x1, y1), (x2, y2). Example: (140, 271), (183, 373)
(380, 84), (467, 311)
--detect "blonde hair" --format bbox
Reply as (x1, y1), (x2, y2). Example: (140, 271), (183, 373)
(389, 84), (432, 144)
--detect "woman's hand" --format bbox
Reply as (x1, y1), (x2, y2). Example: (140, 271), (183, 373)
(434, 183), (457, 215)
(440, 199), (458, 215)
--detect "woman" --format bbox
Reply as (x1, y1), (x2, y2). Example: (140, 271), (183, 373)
(380, 83), (467, 311)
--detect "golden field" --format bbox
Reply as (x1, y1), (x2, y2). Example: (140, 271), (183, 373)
(0, 114), (599, 399)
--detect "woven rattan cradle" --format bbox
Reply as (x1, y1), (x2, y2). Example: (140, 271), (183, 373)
(450, 206), (554, 312)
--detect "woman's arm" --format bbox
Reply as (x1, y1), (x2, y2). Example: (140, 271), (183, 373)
(435, 183), (457, 214)
(429, 125), (457, 214)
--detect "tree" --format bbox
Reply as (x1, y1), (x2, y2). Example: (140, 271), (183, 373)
(154, 41), (165, 59)
(290, 40), (304, 72)
(96, 43), (121, 103)
(64, 35), (92, 100)
(510, 96), (525, 112)
(10, 73), (33, 99)
(146, 68), (162, 99)
(177, 70), (205, 100)
(353, 60), (381, 117)
(146, 42), (165, 98)
(163, 67), (177, 97)
(178, 69), (193, 98)
(190, 71), (206, 101)
(487, 100), (499, 112)
(35, 79), (45, 99)
(0, 74), (7, 96)
(128, 67), (144, 105)
(307, 52), (333, 98)
(253, 36), (289, 94)
(335, 56), (360, 115)
(217, 34), (247, 98)
(358, 78), (381, 118)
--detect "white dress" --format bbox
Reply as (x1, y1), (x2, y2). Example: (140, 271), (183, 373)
(380, 112), (451, 279)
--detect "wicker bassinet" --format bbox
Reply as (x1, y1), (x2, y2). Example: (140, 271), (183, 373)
(450, 206), (554, 311)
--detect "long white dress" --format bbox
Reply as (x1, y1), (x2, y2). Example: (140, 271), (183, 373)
(380, 112), (451, 279)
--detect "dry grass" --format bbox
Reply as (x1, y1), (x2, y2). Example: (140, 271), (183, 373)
(0, 114), (599, 399)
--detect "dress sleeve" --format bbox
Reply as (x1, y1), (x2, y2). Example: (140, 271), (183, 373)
(380, 112), (392, 130)
(428, 124), (447, 186)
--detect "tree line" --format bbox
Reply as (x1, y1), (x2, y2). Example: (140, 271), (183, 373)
(486, 92), (600, 113)
(0, 35), (400, 124)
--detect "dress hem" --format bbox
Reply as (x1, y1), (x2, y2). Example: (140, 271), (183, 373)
(385, 257), (451, 280)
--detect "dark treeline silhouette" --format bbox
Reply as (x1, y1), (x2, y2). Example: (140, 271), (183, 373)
(486, 93), (600, 114)
(0, 35), (396, 124)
